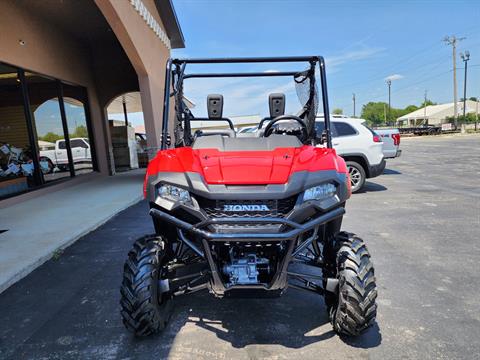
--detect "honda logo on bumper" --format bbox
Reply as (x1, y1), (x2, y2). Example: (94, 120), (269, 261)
(223, 204), (270, 212)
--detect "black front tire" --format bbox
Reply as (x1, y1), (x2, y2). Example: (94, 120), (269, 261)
(120, 235), (172, 336)
(326, 232), (377, 336)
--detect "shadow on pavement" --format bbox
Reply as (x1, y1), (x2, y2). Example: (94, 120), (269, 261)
(340, 322), (382, 348)
(136, 289), (381, 355)
(160, 290), (335, 349)
(357, 182), (388, 193)
(383, 168), (402, 175)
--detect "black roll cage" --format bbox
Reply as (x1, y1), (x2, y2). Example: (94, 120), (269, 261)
(160, 56), (332, 150)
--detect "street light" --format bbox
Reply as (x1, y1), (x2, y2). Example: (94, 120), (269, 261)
(386, 79), (392, 124)
(460, 51), (470, 120)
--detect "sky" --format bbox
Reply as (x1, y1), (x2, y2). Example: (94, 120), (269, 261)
(34, 99), (88, 139)
(112, 0), (480, 125)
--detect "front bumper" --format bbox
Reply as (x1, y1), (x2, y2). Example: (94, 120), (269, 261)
(368, 158), (386, 178)
(150, 206), (345, 295)
(150, 206), (344, 242)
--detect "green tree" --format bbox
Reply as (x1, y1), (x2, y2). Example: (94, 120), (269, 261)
(422, 99), (436, 107)
(70, 125), (88, 138)
(332, 108), (343, 115)
(404, 105), (419, 113)
(39, 132), (63, 143)
(445, 113), (477, 123)
(360, 102), (388, 125)
(469, 97), (478, 102)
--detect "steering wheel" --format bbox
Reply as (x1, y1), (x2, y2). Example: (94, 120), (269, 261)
(262, 115), (307, 137)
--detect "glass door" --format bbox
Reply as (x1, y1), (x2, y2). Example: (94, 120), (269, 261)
(0, 64), (36, 198)
(26, 74), (74, 183)
(62, 84), (95, 174)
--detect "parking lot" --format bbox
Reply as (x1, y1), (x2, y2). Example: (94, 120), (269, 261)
(0, 134), (479, 360)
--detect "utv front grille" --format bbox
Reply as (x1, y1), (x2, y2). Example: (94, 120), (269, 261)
(197, 196), (297, 219)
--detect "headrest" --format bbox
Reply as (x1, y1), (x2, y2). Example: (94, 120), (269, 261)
(269, 93), (285, 118)
(207, 94), (223, 119)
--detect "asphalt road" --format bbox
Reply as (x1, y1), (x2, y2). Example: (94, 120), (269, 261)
(0, 134), (479, 360)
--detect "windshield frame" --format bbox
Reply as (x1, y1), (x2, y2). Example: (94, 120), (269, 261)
(161, 56), (333, 150)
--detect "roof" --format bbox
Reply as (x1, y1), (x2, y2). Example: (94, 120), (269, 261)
(398, 100), (480, 121)
(107, 92), (195, 115)
(316, 115), (365, 123)
(155, 0), (185, 49)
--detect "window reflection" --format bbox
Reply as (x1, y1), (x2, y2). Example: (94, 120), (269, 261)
(0, 64), (95, 199)
(26, 74), (73, 182)
(63, 94), (93, 174)
(0, 65), (35, 198)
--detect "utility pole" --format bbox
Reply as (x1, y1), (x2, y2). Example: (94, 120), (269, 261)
(476, 98), (478, 131)
(423, 90), (428, 125)
(383, 103), (387, 123)
(352, 93), (356, 117)
(460, 51), (470, 119)
(444, 35), (465, 129)
(386, 79), (392, 125)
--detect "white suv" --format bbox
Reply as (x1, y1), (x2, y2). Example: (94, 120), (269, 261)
(316, 116), (385, 192)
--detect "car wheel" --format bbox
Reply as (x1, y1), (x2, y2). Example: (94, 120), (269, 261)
(346, 161), (366, 193)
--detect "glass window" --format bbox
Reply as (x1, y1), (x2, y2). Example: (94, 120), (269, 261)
(315, 121), (325, 135)
(62, 84), (93, 175)
(26, 74), (72, 182)
(315, 120), (338, 137)
(0, 64), (36, 199)
(363, 123), (378, 136)
(333, 122), (357, 137)
(70, 139), (88, 149)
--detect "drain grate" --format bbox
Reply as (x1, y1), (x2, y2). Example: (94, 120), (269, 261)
(0, 230), (8, 234)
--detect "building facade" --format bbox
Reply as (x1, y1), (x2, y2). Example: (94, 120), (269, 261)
(397, 100), (480, 126)
(0, 0), (184, 204)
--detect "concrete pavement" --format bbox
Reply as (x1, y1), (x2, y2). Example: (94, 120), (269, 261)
(0, 134), (479, 359)
(0, 170), (144, 294)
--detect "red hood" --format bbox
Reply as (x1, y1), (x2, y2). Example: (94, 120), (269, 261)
(146, 145), (346, 185)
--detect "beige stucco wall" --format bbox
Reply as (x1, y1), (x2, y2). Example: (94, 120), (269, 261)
(0, 1), (110, 174)
(95, 0), (172, 153)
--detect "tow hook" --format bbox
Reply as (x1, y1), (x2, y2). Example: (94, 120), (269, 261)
(325, 278), (339, 294)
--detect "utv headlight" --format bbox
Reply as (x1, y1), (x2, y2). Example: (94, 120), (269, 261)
(158, 184), (192, 204)
(303, 183), (336, 202)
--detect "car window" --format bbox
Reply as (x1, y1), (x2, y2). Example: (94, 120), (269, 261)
(71, 139), (88, 148)
(362, 123), (378, 136)
(315, 121), (338, 137)
(58, 141), (66, 149)
(315, 122), (325, 134)
(333, 122), (357, 137)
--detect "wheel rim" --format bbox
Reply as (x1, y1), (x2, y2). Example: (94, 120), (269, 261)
(348, 165), (362, 190)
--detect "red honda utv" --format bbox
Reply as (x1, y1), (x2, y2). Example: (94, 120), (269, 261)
(120, 56), (377, 337)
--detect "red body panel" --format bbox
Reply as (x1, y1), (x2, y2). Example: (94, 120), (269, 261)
(145, 145), (347, 196)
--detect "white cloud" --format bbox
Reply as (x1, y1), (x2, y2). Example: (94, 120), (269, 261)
(325, 47), (384, 73)
(385, 74), (404, 81)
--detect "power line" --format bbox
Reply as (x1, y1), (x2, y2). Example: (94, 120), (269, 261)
(330, 54), (450, 91)
(361, 69), (452, 102)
